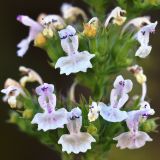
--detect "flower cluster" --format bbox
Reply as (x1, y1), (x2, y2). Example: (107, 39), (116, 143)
(1, 1), (159, 159)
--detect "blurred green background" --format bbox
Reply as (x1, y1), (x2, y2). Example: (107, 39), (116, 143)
(0, 0), (160, 159)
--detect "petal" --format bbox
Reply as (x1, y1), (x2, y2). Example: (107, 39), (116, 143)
(17, 38), (30, 57)
(88, 111), (99, 122)
(110, 89), (118, 107)
(113, 131), (152, 149)
(104, 7), (126, 27)
(59, 26), (78, 55)
(1, 86), (21, 97)
(136, 22), (157, 46)
(69, 107), (82, 118)
(55, 51), (95, 75)
(17, 15), (43, 57)
(8, 96), (17, 108)
(60, 3), (87, 21)
(66, 25), (77, 35)
(60, 35), (79, 55)
(116, 94), (129, 109)
(88, 102), (100, 122)
(17, 15), (42, 29)
(36, 83), (54, 96)
(135, 45), (152, 58)
(38, 94), (56, 112)
(41, 14), (65, 29)
(99, 103), (128, 122)
(31, 108), (68, 131)
(58, 132), (95, 154)
(124, 79), (133, 93)
(141, 21), (157, 34)
(122, 16), (151, 34)
(134, 131), (152, 148)
(113, 132), (133, 149)
(67, 108), (82, 134)
(110, 90), (129, 109)
(113, 75), (124, 89)
(61, 3), (72, 17)
(139, 101), (155, 115)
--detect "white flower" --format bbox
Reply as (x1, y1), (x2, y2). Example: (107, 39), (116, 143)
(135, 21), (157, 58)
(105, 6), (126, 27)
(55, 25), (95, 75)
(113, 101), (155, 149)
(19, 66), (43, 87)
(31, 83), (68, 131)
(61, 3), (87, 22)
(41, 14), (65, 30)
(127, 65), (147, 102)
(127, 65), (147, 84)
(122, 16), (151, 34)
(40, 14), (66, 37)
(88, 102), (100, 122)
(17, 15), (43, 57)
(99, 75), (133, 122)
(58, 107), (96, 154)
(1, 85), (25, 108)
(111, 75), (133, 108)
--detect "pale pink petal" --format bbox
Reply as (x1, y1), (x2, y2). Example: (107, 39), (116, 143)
(113, 131), (152, 149)
(31, 108), (68, 131)
(99, 102), (128, 122)
(55, 51), (95, 75)
(58, 132), (95, 154)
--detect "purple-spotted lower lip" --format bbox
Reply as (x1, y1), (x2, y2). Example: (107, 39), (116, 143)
(16, 15), (22, 22)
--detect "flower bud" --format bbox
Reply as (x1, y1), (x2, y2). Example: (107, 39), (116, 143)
(140, 118), (159, 132)
(128, 65), (147, 84)
(23, 109), (33, 119)
(8, 112), (18, 123)
(87, 124), (97, 135)
(136, 73), (147, 84)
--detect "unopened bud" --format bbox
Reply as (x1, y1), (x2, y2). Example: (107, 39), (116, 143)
(8, 112), (18, 123)
(23, 109), (33, 119)
(136, 73), (147, 84)
(87, 124), (97, 135)
(140, 118), (159, 132)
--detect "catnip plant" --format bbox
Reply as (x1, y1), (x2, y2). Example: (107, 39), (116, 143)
(1, 0), (160, 160)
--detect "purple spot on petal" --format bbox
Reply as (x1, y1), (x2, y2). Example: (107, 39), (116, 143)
(119, 81), (125, 87)
(41, 86), (48, 92)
